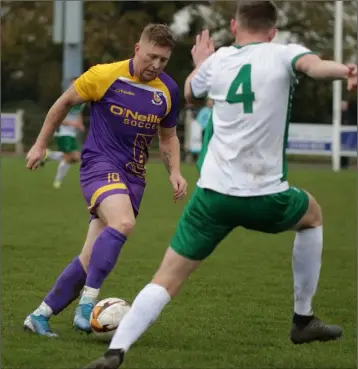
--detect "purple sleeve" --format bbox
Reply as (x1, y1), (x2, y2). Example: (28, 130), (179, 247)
(160, 86), (179, 128)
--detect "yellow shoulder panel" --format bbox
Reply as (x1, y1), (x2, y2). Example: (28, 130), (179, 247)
(74, 60), (130, 101)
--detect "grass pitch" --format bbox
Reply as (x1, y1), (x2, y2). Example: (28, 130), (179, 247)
(2, 158), (356, 368)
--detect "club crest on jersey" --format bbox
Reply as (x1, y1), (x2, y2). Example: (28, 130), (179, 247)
(151, 91), (164, 106)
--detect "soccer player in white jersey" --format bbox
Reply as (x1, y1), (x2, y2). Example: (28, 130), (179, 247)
(83, 1), (357, 368)
(42, 82), (86, 189)
(51, 101), (85, 189)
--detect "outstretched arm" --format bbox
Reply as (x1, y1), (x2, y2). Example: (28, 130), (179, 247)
(35, 86), (85, 148)
(295, 54), (357, 91)
(26, 86), (85, 170)
(26, 65), (104, 170)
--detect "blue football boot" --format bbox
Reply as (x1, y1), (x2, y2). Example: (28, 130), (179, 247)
(24, 313), (58, 338)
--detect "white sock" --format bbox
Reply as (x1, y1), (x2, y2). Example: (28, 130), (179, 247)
(33, 301), (53, 318)
(48, 150), (64, 161)
(292, 226), (323, 316)
(109, 283), (171, 351)
(54, 160), (71, 183)
(79, 286), (99, 304)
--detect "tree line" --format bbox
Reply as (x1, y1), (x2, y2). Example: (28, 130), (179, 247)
(1, 1), (356, 147)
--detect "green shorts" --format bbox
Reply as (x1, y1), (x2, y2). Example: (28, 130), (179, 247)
(55, 136), (79, 153)
(170, 186), (309, 261)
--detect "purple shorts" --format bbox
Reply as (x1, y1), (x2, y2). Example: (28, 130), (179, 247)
(80, 159), (145, 219)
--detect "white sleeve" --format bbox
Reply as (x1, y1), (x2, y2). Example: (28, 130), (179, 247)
(190, 53), (217, 99)
(282, 43), (314, 77)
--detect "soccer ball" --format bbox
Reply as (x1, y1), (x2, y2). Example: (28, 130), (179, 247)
(90, 297), (131, 341)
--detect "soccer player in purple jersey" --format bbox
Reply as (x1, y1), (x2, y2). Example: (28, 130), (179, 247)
(24, 24), (187, 337)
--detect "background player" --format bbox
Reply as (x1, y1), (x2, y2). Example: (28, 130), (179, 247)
(52, 98), (85, 188)
(43, 94), (86, 188)
(82, 1), (357, 368)
(24, 23), (187, 337)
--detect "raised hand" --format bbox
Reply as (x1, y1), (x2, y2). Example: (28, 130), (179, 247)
(191, 29), (215, 68)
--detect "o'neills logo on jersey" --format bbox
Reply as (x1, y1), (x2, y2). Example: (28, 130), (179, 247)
(110, 105), (161, 129)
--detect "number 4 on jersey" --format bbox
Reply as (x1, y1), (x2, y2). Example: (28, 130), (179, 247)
(226, 64), (255, 113)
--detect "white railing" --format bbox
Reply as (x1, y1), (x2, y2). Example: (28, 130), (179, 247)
(287, 123), (357, 158)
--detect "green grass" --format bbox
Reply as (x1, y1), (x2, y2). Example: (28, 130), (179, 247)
(2, 158), (356, 369)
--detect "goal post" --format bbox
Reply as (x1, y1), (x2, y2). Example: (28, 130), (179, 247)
(332, 0), (343, 171)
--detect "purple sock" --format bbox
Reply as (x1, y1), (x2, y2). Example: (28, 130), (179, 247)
(44, 257), (86, 315)
(85, 227), (127, 289)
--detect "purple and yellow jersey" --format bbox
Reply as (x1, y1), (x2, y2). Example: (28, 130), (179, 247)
(74, 59), (179, 181)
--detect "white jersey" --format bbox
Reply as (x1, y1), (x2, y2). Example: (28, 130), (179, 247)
(54, 103), (85, 137)
(55, 124), (77, 137)
(192, 42), (312, 196)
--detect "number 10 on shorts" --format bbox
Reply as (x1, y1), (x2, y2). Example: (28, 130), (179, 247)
(107, 173), (120, 183)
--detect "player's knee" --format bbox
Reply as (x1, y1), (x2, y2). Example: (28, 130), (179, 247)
(68, 155), (80, 163)
(151, 247), (201, 298)
(78, 254), (89, 273)
(108, 218), (136, 236)
(296, 197), (322, 230)
(73, 152), (81, 162)
(307, 204), (322, 228)
(63, 152), (79, 163)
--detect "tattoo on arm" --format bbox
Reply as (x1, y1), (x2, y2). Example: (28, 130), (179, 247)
(162, 150), (173, 174)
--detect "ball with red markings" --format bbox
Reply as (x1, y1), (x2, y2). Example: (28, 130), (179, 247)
(90, 297), (131, 341)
